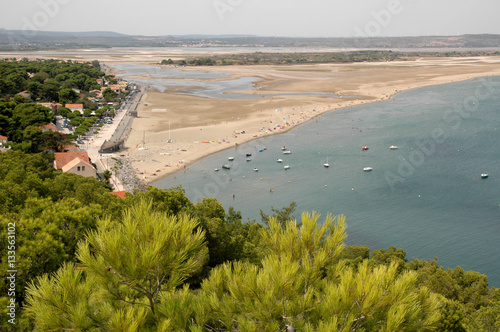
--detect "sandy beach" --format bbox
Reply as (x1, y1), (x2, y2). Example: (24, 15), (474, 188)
(119, 56), (500, 183)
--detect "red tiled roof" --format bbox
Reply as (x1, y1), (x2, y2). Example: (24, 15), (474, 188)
(53, 151), (91, 170)
(39, 124), (58, 131)
(0, 135), (8, 141)
(65, 103), (83, 109)
(110, 191), (127, 199)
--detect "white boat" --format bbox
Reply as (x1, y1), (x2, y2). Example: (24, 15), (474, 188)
(324, 156), (330, 168)
(282, 145), (286, 150)
(390, 145), (398, 150)
(253, 168), (259, 172)
(214, 168), (219, 172)
(276, 158), (283, 163)
(283, 150), (292, 154)
(284, 165), (290, 170)
(363, 167), (373, 172)
(228, 157), (234, 161)
(481, 173), (489, 178)
(222, 165), (230, 170)
(246, 158), (251, 162)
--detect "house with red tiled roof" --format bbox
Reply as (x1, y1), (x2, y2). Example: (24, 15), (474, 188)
(65, 103), (84, 114)
(39, 123), (58, 132)
(0, 135), (7, 143)
(108, 84), (122, 93)
(37, 102), (62, 112)
(53, 151), (96, 178)
(96, 78), (104, 85)
(110, 191), (127, 199)
(16, 91), (31, 99)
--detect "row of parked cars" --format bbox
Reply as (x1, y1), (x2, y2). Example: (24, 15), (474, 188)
(96, 116), (113, 125)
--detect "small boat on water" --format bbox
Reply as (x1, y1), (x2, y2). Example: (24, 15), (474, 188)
(259, 149), (264, 152)
(282, 145), (287, 150)
(283, 150), (292, 154)
(324, 156), (330, 168)
(214, 168), (219, 172)
(390, 145), (398, 150)
(246, 153), (252, 157)
(362, 146), (369, 151)
(222, 165), (231, 170)
(276, 158), (283, 163)
(363, 167), (373, 172)
(253, 168), (259, 172)
(284, 165), (290, 170)
(481, 173), (489, 178)
(246, 158), (251, 162)
(228, 157), (234, 161)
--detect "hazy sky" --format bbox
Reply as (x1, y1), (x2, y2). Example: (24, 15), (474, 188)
(2, 0), (500, 37)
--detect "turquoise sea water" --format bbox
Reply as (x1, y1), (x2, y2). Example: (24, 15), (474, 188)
(153, 77), (500, 287)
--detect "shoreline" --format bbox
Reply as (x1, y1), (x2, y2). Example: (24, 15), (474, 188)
(116, 57), (500, 186)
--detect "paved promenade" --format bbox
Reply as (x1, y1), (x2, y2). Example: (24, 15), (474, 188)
(85, 86), (147, 192)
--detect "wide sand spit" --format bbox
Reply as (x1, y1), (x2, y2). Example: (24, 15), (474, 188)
(118, 56), (500, 184)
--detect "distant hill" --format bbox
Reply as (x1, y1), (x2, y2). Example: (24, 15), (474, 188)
(1, 29), (500, 51)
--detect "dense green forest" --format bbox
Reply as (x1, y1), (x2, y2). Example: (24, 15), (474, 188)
(0, 58), (104, 100)
(0, 150), (499, 331)
(0, 59), (125, 152)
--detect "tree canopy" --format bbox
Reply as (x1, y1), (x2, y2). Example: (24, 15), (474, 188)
(0, 150), (498, 330)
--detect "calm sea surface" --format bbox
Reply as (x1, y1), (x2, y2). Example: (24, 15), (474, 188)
(153, 77), (500, 287)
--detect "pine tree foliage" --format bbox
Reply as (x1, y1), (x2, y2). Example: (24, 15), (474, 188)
(23, 205), (484, 331)
(25, 262), (101, 331)
(25, 200), (208, 329)
(200, 212), (442, 331)
(77, 199), (208, 314)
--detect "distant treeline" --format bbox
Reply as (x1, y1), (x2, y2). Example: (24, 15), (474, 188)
(2, 30), (500, 50)
(162, 50), (500, 66)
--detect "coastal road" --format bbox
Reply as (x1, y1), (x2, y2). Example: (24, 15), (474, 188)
(85, 85), (146, 191)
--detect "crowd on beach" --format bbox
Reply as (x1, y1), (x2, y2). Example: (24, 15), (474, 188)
(112, 156), (148, 192)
